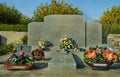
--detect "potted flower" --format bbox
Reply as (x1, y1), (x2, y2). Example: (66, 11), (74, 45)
(60, 36), (78, 52)
(32, 48), (44, 61)
(4, 50), (34, 70)
(84, 45), (119, 70)
(38, 37), (45, 49)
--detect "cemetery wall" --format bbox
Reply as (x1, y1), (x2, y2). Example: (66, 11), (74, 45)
(0, 31), (27, 44)
(0, 32), (120, 52)
(107, 34), (120, 53)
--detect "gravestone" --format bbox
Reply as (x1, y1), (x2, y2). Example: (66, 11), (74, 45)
(27, 15), (102, 68)
(16, 45), (32, 55)
(48, 52), (76, 69)
(28, 15), (86, 47)
(86, 22), (102, 47)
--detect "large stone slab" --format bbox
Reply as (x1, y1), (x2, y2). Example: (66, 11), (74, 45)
(86, 22), (102, 47)
(28, 15), (85, 47)
(48, 52), (76, 69)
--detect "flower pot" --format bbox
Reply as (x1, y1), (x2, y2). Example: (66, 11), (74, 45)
(33, 55), (45, 61)
(4, 61), (33, 70)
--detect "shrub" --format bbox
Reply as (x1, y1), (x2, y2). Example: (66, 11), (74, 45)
(21, 35), (28, 45)
(0, 42), (21, 56)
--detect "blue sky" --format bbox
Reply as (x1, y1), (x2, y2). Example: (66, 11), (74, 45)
(0, 0), (120, 21)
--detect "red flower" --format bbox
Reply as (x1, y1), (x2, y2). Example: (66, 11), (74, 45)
(102, 50), (114, 61)
(85, 50), (96, 59)
(35, 49), (41, 54)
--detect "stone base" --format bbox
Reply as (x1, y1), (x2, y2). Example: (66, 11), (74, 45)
(48, 52), (76, 69)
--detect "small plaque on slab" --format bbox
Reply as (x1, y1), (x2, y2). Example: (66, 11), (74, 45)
(12, 66), (26, 69)
(93, 63), (107, 67)
(92, 63), (109, 70)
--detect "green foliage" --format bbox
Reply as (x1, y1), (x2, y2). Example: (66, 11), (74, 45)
(34, 0), (83, 21)
(0, 42), (19, 56)
(100, 6), (120, 34)
(0, 24), (27, 32)
(102, 24), (120, 34)
(100, 6), (120, 26)
(21, 35), (28, 45)
(0, 3), (31, 25)
(19, 15), (32, 25)
(0, 3), (21, 24)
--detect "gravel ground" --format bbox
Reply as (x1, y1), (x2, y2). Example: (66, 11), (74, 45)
(0, 53), (120, 77)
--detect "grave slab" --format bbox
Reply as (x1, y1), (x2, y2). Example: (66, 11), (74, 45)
(48, 52), (76, 69)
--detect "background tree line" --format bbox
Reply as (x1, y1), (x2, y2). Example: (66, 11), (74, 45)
(0, 0), (120, 34)
(0, 3), (31, 25)
(100, 6), (120, 34)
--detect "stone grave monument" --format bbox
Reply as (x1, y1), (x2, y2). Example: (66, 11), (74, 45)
(28, 15), (102, 69)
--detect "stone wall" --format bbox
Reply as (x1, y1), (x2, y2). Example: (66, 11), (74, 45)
(0, 31), (27, 45)
(1, 31), (120, 55)
(107, 34), (120, 54)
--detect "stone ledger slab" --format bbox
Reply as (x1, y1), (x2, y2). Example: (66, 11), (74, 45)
(48, 52), (76, 69)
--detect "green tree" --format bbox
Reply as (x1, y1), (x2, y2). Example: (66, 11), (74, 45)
(34, 0), (83, 21)
(0, 3), (21, 24)
(100, 6), (120, 34)
(20, 15), (32, 25)
(0, 3), (31, 25)
(100, 6), (120, 26)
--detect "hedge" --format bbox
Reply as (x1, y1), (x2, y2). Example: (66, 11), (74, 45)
(0, 24), (27, 32)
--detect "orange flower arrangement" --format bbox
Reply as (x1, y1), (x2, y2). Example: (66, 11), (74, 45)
(102, 50), (114, 61)
(85, 50), (96, 59)
(84, 45), (118, 63)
